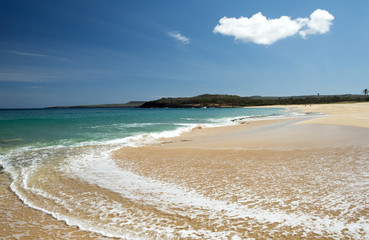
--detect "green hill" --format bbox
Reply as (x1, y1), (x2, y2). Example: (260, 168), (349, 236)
(140, 94), (369, 108)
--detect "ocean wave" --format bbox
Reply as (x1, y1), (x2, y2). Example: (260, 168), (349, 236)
(89, 122), (167, 130)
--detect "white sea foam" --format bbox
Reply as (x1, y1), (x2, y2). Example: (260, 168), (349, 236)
(90, 122), (163, 130)
(3, 142), (368, 238)
(59, 148), (369, 239)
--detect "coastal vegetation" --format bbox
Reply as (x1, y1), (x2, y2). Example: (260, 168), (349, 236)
(47, 94), (369, 109)
(363, 88), (368, 95)
(140, 94), (369, 108)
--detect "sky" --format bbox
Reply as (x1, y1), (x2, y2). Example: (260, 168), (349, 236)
(1, 0), (369, 108)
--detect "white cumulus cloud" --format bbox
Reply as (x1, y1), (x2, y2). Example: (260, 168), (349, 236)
(299, 9), (335, 38)
(213, 9), (334, 45)
(168, 31), (190, 45)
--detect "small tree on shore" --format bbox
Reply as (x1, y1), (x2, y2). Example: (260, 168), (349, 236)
(363, 88), (369, 95)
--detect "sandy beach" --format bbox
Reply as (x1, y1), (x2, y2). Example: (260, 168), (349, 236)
(286, 102), (369, 128)
(113, 102), (369, 239)
(1, 102), (369, 239)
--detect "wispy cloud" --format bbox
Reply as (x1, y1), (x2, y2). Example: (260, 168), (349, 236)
(24, 86), (44, 89)
(168, 31), (190, 45)
(6, 50), (70, 61)
(13, 51), (48, 57)
(0, 71), (62, 83)
(213, 9), (334, 45)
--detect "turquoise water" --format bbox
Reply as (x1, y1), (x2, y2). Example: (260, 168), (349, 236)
(0, 107), (296, 238)
(0, 107), (286, 150)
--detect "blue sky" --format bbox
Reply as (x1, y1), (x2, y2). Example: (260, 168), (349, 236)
(1, 0), (368, 108)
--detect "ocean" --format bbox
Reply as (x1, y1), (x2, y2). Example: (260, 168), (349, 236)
(0, 107), (294, 239)
(0, 107), (288, 149)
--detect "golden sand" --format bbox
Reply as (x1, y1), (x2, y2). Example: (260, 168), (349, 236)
(112, 102), (369, 239)
(279, 102), (369, 128)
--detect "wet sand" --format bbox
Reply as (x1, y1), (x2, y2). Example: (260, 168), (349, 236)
(113, 103), (369, 239)
(0, 170), (112, 239)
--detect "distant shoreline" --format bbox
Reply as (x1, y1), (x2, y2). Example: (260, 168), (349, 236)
(140, 94), (369, 108)
(46, 93), (368, 109)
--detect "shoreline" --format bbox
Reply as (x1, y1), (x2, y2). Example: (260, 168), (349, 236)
(149, 102), (369, 150)
(112, 102), (369, 239)
(2, 102), (369, 239)
(255, 102), (369, 128)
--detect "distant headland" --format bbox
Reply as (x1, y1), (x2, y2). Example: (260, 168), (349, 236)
(46, 101), (146, 109)
(46, 94), (369, 109)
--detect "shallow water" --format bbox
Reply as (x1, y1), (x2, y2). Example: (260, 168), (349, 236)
(1, 107), (303, 239)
